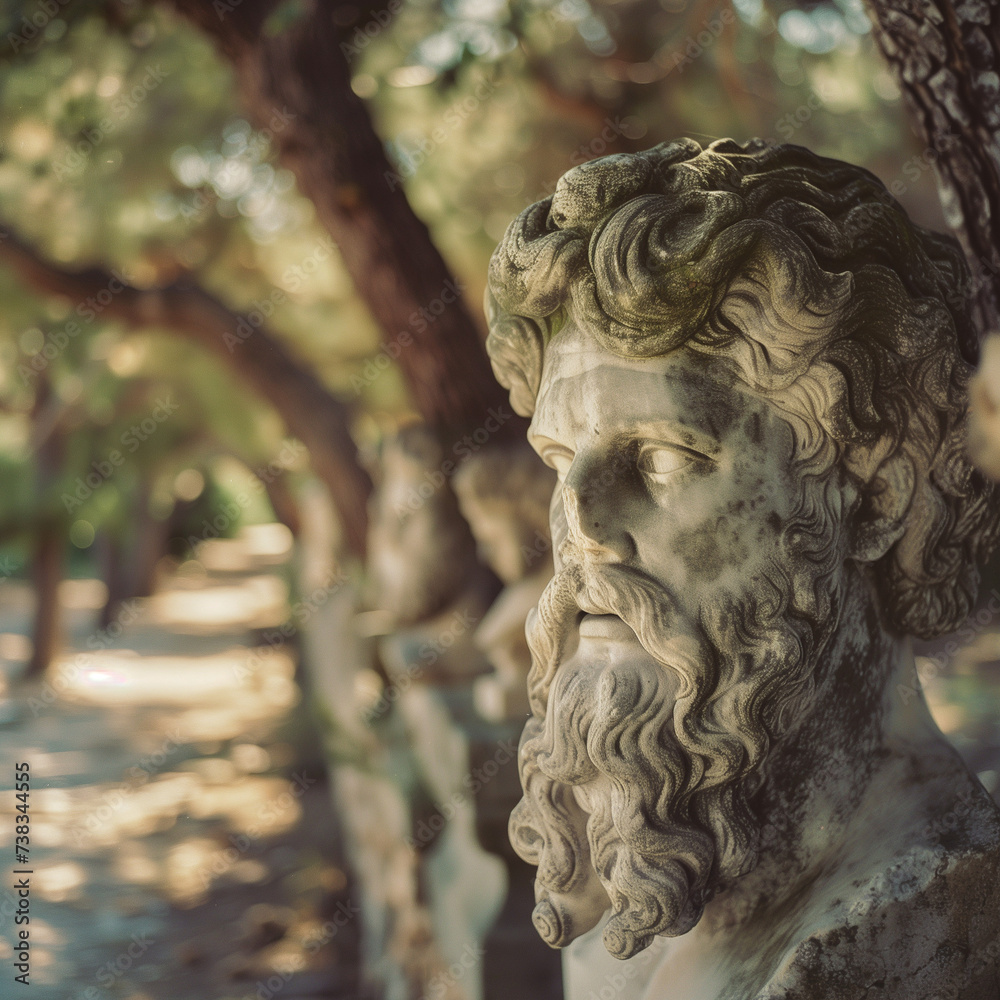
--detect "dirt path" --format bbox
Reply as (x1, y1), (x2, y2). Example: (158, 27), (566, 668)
(0, 526), (366, 1000)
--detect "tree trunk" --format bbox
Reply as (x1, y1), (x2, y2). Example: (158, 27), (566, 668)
(98, 479), (169, 628)
(863, 0), (1000, 351)
(27, 525), (63, 678)
(97, 532), (128, 630)
(129, 485), (169, 598)
(165, 0), (515, 439)
(864, 0), (1000, 475)
(0, 230), (372, 556)
(24, 373), (66, 678)
(260, 471), (302, 537)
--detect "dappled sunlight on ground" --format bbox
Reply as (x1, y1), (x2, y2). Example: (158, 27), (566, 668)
(148, 575), (289, 632)
(59, 579), (110, 612)
(55, 646), (297, 708)
(198, 525), (295, 573)
(0, 528), (363, 999)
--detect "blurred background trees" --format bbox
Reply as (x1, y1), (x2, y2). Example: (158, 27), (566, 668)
(6, 6), (1000, 998)
(0, 0), (963, 673)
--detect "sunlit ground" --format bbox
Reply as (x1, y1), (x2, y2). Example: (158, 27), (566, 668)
(0, 525), (364, 1000)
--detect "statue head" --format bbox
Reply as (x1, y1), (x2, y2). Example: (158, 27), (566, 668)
(452, 442), (556, 584)
(367, 424), (480, 625)
(485, 139), (999, 959)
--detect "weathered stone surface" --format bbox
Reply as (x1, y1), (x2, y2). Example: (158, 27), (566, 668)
(299, 482), (497, 1000)
(485, 138), (1000, 999)
(368, 423), (500, 684)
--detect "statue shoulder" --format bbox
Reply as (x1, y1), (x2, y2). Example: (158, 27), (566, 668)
(753, 823), (1000, 1000)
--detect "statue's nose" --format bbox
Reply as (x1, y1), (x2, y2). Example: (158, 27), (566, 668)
(561, 465), (634, 562)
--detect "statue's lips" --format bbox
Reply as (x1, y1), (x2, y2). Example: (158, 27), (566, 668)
(579, 613), (640, 642)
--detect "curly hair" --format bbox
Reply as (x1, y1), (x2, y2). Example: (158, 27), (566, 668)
(486, 138), (998, 638)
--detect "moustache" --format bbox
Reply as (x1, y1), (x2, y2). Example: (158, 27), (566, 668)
(525, 558), (696, 718)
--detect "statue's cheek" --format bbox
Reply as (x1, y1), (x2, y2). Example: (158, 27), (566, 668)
(669, 516), (752, 588)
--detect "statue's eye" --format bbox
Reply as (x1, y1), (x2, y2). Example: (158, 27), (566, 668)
(637, 443), (701, 478)
(541, 446), (574, 479)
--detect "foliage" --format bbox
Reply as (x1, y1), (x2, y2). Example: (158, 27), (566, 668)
(0, 0), (947, 574)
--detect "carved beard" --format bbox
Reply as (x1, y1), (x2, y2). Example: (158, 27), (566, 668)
(509, 558), (833, 960)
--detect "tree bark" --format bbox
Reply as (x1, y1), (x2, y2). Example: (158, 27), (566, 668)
(27, 525), (63, 678)
(164, 0), (515, 438)
(25, 373), (66, 678)
(98, 479), (169, 627)
(98, 532), (128, 630)
(259, 470), (302, 537)
(0, 230), (372, 556)
(864, 0), (1000, 477)
(863, 0), (1000, 357)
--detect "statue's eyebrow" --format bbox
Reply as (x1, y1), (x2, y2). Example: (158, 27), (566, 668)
(630, 418), (723, 459)
(528, 364), (729, 457)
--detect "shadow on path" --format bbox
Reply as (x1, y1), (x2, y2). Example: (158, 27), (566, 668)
(0, 525), (366, 1000)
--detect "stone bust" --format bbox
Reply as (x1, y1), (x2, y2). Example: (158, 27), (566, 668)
(484, 139), (1000, 999)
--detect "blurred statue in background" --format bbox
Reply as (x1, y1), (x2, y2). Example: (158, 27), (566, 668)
(367, 423), (497, 681)
(453, 443), (556, 721)
(368, 423), (487, 628)
(486, 139), (1000, 999)
(360, 424), (509, 998)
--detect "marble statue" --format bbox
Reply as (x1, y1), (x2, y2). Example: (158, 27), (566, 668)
(367, 423), (486, 629)
(367, 423), (497, 682)
(360, 425), (510, 998)
(453, 443), (556, 721)
(484, 138), (1000, 999)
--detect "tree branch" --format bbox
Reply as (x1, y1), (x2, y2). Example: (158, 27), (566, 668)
(0, 229), (372, 556)
(164, 0), (517, 439)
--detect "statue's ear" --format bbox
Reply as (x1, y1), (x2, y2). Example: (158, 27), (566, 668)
(848, 451), (915, 564)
